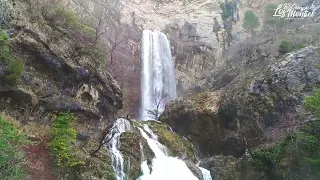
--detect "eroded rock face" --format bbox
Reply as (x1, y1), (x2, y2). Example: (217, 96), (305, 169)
(160, 46), (320, 158)
(160, 91), (246, 157)
(0, 0), (123, 135)
(120, 0), (228, 95)
(200, 155), (239, 180)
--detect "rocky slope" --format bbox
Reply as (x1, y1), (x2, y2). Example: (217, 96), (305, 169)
(160, 13), (320, 177)
(0, 0), (125, 179)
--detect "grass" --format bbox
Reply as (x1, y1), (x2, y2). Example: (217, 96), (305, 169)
(0, 115), (30, 180)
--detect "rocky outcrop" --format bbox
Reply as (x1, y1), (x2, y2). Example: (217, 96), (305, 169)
(200, 155), (239, 180)
(160, 91), (246, 157)
(0, 1), (123, 131)
(161, 46), (320, 159)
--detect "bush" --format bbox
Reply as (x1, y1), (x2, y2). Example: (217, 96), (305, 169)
(279, 40), (291, 54)
(48, 112), (84, 168)
(0, 29), (23, 86)
(252, 132), (319, 179)
(220, 2), (233, 20)
(46, 6), (95, 38)
(303, 88), (320, 118)
(0, 115), (30, 179)
(243, 10), (260, 31)
(252, 89), (320, 179)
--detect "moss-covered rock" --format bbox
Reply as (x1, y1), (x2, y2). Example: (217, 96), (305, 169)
(53, 136), (116, 180)
(119, 127), (154, 180)
(160, 91), (246, 157)
(139, 120), (197, 162)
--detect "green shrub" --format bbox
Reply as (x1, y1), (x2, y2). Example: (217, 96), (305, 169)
(279, 40), (291, 54)
(264, 4), (287, 32)
(0, 115), (30, 179)
(48, 112), (84, 168)
(252, 89), (320, 179)
(252, 132), (319, 179)
(295, 44), (305, 50)
(220, 2), (233, 20)
(243, 10), (260, 31)
(0, 29), (23, 86)
(47, 6), (95, 37)
(303, 88), (320, 118)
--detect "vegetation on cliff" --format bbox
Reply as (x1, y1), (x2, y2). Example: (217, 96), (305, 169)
(140, 121), (197, 162)
(48, 112), (83, 168)
(0, 29), (23, 86)
(251, 89), (320, 179)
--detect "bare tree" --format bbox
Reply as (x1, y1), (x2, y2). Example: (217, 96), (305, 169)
(107, 26), (128, 66)
(147, 93), (168, 120)
(91, 122), (118, 156)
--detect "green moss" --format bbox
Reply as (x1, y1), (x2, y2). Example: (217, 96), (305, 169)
(120, 130), (143, 179)
(140, 121), (197, 162)
(0, 115), (30, 179)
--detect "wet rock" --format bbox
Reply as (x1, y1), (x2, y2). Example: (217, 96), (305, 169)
(184, 160), (204, 180)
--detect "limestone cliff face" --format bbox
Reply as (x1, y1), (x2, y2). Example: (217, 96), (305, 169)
(63, 0), (143, 118)
(121, 0), (227, 95)
(0, 0), (123, 134)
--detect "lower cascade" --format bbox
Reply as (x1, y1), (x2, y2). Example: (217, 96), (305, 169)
(106, 119), (212, 180)
(138, 125), (198, 180)
(107, 118), (132, 180)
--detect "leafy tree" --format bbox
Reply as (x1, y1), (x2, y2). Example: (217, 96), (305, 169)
(243, 10), (260, 37)
(220, 2), (233, 20)
(264, 4), (287, 37)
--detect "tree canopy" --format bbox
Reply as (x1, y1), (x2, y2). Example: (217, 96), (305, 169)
(243, 10), (260, 31)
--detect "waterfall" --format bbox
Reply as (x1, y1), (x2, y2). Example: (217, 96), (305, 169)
(140, 30), (177, 120)
(106, 119), (212, 180)
(138, 125), (198, 180)
(106, 118), (132, 180)
(199, 167), (213, 180)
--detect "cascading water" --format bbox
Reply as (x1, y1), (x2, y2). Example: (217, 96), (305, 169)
(138, 125), (198, 180)
(199, 167), (213, 180)
(106, 118), (132, 180)
(140, 30), (177, 120)
(106, 119), (212, 180)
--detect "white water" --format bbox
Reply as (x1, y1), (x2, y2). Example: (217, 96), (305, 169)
(106, 118), (132, 180)
(106, 119), (212, 180)
(140, 30), (177, 120)
(199, 167), (213, 180)
(138, 124), (198, 180)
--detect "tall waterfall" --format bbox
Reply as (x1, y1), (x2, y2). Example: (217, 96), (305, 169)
(140, 30), (177, 120)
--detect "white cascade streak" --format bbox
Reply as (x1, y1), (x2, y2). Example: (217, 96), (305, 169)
(106, 118), (132, 180)
(141, 30), (177, 120)
(199, 167), (213, 180)
(138, 125), (198, 180)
